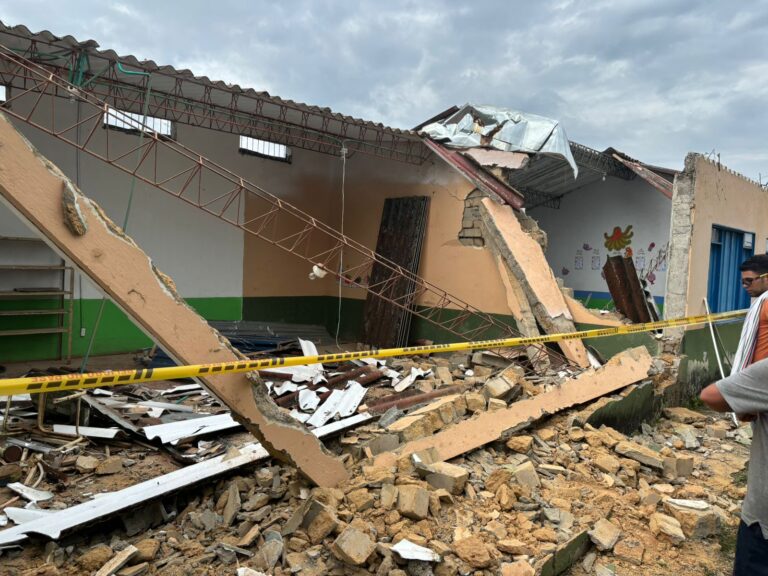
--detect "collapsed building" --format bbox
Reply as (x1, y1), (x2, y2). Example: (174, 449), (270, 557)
(0, 22), (763, 576)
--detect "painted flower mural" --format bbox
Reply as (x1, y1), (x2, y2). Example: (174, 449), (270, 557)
(603, 225), (634, 251)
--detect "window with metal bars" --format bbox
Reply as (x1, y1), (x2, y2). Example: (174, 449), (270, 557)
(0, 85), (7, 103)
(103, 107), (173, 137)
(239, 135), (292, 163)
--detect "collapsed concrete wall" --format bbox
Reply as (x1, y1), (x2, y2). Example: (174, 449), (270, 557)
(478, 197), (590, 368)
(0, 113), (348, 487)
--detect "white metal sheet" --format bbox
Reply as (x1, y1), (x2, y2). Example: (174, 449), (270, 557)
(142, 413), (239, 445)
(0, 414), (368, 546)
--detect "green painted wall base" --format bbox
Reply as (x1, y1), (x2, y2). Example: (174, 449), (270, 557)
(673, 321), (743, 404)
(575, 322), (660, 361)
(0, 297), (242, 363)
(585, 381), (656, 434)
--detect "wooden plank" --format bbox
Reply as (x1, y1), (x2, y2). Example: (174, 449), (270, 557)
(374, 346), (652, 467)
(0, 113), (347, 487)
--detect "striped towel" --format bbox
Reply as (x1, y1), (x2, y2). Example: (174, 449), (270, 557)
(731, 291), (768, 374)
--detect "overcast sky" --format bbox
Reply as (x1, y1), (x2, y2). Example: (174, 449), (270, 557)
(2, 1), (768, 179)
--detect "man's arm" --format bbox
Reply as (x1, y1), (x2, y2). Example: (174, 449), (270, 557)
(700, 383), (733, 412)
(704, 358), (768, 417)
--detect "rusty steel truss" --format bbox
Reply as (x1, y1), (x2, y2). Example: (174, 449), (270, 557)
(0, 29), (429, 165)
(0, 46), (573, 371)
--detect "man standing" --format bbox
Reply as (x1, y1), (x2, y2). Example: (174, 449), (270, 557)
(701, 254), (768, 574)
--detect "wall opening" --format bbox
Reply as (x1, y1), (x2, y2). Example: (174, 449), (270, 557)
(103, 107), (173, 137)
(239, 135), (292, 163)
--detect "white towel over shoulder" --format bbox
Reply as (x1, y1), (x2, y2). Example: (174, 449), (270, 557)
(731, 292), (768, 374)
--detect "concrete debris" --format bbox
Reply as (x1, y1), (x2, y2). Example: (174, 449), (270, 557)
(452, 536), (493, 568)
(93, 545), (138, 576)
(649, 512), (687, 545)
(397, 485), (430, 520)
(95, 456), (124, 476)
(663, 499), (718, 539)
(0, 337), (747, 576)
(588, 518), (622, 551)
(613, 537), (645, 565)
(331, 526), (376, 565)
(423, 461), (469, 495)
(501, 560), (535, 575)
(374, 347), (653, 467)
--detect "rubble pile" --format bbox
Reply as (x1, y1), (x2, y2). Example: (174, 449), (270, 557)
(0, 348), (750, 576)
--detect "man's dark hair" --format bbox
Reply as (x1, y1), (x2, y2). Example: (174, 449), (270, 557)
(740, 254), (768, 275)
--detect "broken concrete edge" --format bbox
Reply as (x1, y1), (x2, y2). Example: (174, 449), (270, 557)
(562, 293), (623, 328)
(477, 197), (590, 367)
(0, 413), (370, 547)
(581, 380), (656, 435)
(373, 346), (653, 468)
(664, 153), (697, 337)
(0, 112), (347, 487)
(61, 179), (87, 236)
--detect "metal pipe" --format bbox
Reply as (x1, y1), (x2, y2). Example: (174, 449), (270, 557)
(703, 297), (737, 426)
(365, 383), (468, 413)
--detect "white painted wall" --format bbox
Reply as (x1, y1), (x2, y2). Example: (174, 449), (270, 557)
(0, 96), (244, 301)
(529, 176), (671, 302)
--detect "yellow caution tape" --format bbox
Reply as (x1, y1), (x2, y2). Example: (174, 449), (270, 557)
(0, 309), (746, 396)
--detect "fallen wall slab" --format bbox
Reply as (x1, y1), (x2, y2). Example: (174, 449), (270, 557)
(563, 293), (623, 328)
(495, 255), (549, 371)
(479, 198), (590, 367)
(374, 346), (652, 466)
(0, 113), (347, 487)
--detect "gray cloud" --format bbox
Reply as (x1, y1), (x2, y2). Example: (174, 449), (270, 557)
(2, 0), (768, 179)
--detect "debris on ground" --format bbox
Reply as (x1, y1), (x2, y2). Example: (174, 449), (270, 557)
(0, 341), (746, 576)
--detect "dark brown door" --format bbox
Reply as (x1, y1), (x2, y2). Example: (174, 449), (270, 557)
(362, 196), (430, 347)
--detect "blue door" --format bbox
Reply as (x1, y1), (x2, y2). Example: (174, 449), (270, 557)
(707, 225), (754, 312)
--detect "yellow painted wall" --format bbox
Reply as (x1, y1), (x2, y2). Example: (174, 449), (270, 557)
(240, 145), (515, 316)
(687, 155), (768, 314)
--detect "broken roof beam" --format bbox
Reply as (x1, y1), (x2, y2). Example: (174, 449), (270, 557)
(374, 346), (652, 466)
(422, 138), (525, 209)
(478, 198), (590, 367)
(611, 153), (674, 198)
(570, 143), (634, 180)
(0, 113), (347, 487)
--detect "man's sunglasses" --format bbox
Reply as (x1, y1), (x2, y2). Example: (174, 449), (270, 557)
(742, 273), (768, 286)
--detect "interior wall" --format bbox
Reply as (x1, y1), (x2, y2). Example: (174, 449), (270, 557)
(0, 94), (243, 360)
(240, 147), (517, 318)
(685, 155), (768, 315)
(0, 97), (245, 301)
(529, 176), (671, 307)
(0, 89), (521, 356)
